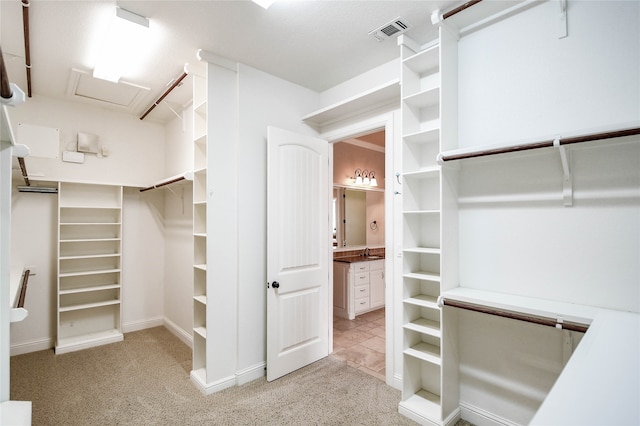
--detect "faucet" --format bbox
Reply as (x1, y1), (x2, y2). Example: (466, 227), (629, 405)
(361, 247), (370, 257)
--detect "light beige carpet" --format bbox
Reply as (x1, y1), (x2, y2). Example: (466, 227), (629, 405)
(11, 327), (422, 425)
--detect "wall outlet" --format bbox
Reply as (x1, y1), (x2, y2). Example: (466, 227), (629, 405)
(25, 266), (36, 276)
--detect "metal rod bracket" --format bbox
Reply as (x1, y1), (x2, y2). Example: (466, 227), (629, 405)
(554, 138), (572, 207)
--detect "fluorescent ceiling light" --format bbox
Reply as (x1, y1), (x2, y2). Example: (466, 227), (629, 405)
(252, 0), (277, 9)
(93, 7), (150, 83)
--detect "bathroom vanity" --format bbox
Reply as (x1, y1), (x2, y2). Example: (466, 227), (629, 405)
(333, 257), (384, 320)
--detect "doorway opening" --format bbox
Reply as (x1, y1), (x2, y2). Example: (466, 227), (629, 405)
(329, 129), (386, 381)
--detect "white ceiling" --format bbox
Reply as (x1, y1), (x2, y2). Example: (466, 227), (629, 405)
(1, 0), (461, 123)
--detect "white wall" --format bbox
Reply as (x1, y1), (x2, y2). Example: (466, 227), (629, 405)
(458, 1), (639, 147)
(6, 96), (165, 187)
(236, 63), (319, 376)
(453, 2), (640, 423)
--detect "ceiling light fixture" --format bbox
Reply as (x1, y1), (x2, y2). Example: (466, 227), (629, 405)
(93, 7), (150, 83)
(252, 0), (277, 9)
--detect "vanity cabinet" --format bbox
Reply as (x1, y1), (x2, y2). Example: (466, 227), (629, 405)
(333, 259), (384, 320)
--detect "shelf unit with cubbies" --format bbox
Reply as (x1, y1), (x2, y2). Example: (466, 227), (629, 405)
(56, 182), (123, 354)
(398, 28), (459, 426)
(191, 73), (209, 386)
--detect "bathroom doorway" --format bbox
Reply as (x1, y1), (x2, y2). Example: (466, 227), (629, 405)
(330, 129), (387, 381)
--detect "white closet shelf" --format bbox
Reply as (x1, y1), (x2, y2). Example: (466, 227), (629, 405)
(405, 295), (440, 310)
(59, 253), (120, 261)
(403, 167), (440, 179)
(59, 284), (120, 295)
(403, 272), (441, 283)
(399, 391), (441, 421)
(194, 295), (207, 305)
(403, 247), (441, 255)
(405, 342), (441, 365)
(60, 222), (120, 226)
(59, 299), (120, 312)
(60, 237), (120, 243)
(194, 100), (207, 115)
(404, 318), (442, 338)
(403, 44), (439, 72)
(194, 326), (207, 339)
(302, 79), (400, 129)
(440, 287), (597, 326)
(403, 87), (440, 110)
(59, 268), (121, 278)
(193, 264), (207, 271)
(403, 210), (440, 215)
(403, 126), (440, 144)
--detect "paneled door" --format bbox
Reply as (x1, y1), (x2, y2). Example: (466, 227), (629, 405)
(266, 126), (330, 381)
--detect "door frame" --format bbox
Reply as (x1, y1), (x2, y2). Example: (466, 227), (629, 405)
(319, 109), (400, 389)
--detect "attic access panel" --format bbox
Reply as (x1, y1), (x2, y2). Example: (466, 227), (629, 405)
(67, 69), (149, 111)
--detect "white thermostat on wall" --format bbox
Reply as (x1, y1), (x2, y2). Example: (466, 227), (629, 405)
(77, 132), (99, 154)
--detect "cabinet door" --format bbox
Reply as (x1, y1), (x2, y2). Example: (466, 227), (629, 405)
(370, 269), (385, 309)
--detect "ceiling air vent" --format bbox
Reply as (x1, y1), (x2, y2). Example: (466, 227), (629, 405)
(369, 17), (412, 42)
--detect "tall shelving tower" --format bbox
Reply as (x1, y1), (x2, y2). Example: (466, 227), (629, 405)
(397, 23), (459, 425)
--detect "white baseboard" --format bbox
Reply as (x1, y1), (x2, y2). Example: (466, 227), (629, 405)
(190, 370), (236, 395)
(10, 337), (53, 356)
(459, 401), (521, 426)
(392, 372), (403, 391)
(122, 316), (164, 333)
(235, 362), (265, 385)
(163, 317), (193, 349)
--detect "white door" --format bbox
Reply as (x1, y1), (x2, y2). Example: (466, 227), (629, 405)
(266, 126), (329, 382)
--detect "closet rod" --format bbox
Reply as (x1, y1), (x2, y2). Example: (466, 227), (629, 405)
(17, 157), (30, 186)
(140, 171), (193, 192)
(0, 45), (12, 99)
(443, 0), (483, 20)
(440, 298), (589, 333)
(22, 0), (32, 97)
(440, 126), (640, 162)
(140, 70), (188, 120)
(17, 269), (30, 309)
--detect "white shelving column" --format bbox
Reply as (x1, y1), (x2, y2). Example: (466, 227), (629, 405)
(56, 183), (124, 354)
(190, 52), (239, 395)
(191, 73), (208, 385)
(397, 28), (459, 426)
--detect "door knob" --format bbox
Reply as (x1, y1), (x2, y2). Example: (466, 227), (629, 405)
(271, 281), (280, 289)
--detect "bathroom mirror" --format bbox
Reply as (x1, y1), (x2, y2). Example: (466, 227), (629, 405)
(333, 187), (384, 248)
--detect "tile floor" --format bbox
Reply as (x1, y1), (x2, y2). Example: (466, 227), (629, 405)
(331, 308), (386, 381)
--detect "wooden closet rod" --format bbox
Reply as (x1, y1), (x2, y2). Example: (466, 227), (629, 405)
(140, 70), (188, 120)
(443, 0), (483, 20)
(17, 269), (30, 309)
(440, 126), (640, 162)
(441, 298), (589, 333)
(17, 157), (30, 186)
(139, 172), (194, 192)
(0, 45), (12, 99)
(22, 0), (32, 97)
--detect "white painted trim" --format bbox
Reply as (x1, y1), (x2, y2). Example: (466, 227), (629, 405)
(319, 109), (400, 389)
(190, 371), (236, 395)
(10, 337), (53, 356)
(162, 317), (193, 349)
(459, 401), (521, 426)
(235, 362), (265, 385)
(122, 316), (164, 333)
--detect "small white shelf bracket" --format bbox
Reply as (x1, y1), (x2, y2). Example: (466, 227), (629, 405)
(557, 0), (568, 39)
(554, 137), (573, 207)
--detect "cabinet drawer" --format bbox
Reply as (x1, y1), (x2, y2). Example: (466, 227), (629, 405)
(352, 262), (370, 272)
(355, 297), (370, 313)
(354, 272), (369, 284)
(355, 285), (370, 299)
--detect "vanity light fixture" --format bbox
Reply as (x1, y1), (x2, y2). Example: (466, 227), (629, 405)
(93, 7), (150, 83)
(352, 168), (378, 186)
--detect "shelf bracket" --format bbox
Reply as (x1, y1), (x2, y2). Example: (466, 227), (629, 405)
(554, 138), (572, 207)
(557, 0), (568, 39)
